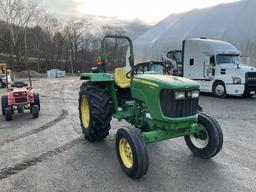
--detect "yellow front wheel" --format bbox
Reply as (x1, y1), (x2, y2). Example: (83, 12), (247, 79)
(119, 138), (133, 168)
(116, 127), (148, 179)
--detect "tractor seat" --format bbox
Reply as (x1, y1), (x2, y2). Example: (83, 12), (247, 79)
(114, 67), (131, 88)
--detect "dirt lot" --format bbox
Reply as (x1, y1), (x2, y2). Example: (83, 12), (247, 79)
(0, 77), (256, 192)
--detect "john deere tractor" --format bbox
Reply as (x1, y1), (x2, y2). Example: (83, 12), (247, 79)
(79, 35), (223, 179)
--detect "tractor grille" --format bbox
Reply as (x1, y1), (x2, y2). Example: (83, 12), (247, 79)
(245, 72), (256, 92)
(15, 97), (27, 103)
(14, 92), (27, 97)
(160, 89), (198, 118)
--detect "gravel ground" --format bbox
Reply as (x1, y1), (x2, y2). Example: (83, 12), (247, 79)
(0, 77), (255, 192)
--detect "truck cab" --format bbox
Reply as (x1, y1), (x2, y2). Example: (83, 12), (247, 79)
(167, 38), (256, 97)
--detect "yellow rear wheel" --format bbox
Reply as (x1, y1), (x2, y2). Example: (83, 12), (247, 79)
(80, 96), (90, 128)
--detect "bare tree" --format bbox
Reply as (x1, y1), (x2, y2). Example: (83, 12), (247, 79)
(101, 25), (126, 69)
(64, 18), (91, 74)
(0, 0), (38, 66)
(34, 12), (61, 71)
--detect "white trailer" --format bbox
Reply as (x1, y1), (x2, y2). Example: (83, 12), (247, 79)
(166, 38), (256, 97)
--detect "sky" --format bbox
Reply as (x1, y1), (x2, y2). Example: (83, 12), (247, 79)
(43, 0), (240, 23)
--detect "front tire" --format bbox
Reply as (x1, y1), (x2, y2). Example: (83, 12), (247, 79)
(33, 93), (40, 110)
(116, 127), (148, 179)
(32, 105), (39, 118)
(79, 82), (112, 142)
(185, 112), (223, 159)
(213, 81), (227, 98)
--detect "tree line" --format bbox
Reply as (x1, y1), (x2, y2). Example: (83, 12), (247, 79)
(0, 0), (128, 73)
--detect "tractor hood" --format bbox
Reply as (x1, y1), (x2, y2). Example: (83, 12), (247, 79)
(133, 74), (200, 90)
(12, 87), (28, 93)
(131, 74), (199, 122)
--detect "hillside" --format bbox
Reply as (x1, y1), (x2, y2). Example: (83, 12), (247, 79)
(133, 0), (256, 66)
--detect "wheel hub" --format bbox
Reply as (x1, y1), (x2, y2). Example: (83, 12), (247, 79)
(119, 138), (133, 168)
(215, 84), (225, 96)
(81, 96), (90, 128)
(190, 124), (209, 149)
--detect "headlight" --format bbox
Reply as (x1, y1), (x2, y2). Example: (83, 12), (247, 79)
(175, 91), (185, 100)
(192, 90), (200, 98)
(232, 77), (241, 84)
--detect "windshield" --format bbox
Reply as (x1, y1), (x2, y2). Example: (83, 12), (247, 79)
(174, 52), (183, 64)
(216, 54), (240, 64)
(167, 51), (183, 64)
(147, 64), (165, 74)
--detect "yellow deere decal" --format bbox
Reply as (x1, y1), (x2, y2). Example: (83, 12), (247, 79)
(133, 79), (159, 87)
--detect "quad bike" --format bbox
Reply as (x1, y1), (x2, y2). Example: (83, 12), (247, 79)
(1, 69), (40, 121)
(78, 35), (223, 179)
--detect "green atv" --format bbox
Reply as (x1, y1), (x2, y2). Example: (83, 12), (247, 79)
(79, 35), (223, 179)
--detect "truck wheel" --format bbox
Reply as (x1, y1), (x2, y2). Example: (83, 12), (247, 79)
(213, 82), (226, 98)
(79, 82), (112, 142)
(1, 95), (8, 115)
(185, 112), (223, 159)
(5, 107), (13, 121)
(116, 127), (148, 179)
(33, 94), (40, 110)
(32, 105), (39, 118)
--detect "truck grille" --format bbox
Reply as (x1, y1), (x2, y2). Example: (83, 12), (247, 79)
(245, 72), (256, 92)
(160, 89), (198, 118)
(15, 97), (27, 103)
(246, 72), (256, 83)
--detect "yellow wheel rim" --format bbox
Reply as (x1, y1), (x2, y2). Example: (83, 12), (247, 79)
(119, 138), (133, 168)
(81, 95), (90, 128)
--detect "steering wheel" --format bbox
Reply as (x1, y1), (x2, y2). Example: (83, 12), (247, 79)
(126, 67), (145, 78)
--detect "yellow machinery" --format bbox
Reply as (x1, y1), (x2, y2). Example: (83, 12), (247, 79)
(0, 63), (14, 87)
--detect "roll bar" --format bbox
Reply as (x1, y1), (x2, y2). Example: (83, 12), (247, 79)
(101, 35), (134, 72)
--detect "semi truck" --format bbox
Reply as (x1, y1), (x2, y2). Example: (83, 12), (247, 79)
(166, 38), (256, 98)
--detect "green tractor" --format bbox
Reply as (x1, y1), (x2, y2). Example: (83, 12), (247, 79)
(79, 35), (223, 179)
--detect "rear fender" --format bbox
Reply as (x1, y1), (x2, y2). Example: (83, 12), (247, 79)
(80, 73), (118, 113)
(80, 73), (113, 82)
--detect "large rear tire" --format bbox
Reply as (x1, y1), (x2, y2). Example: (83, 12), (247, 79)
(5, 107), (13, 121)
(79, 82), (112, 142)
(185, 112), (223, 159)
(116, 127), (148, 179)
(1, 95), (8, 115)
